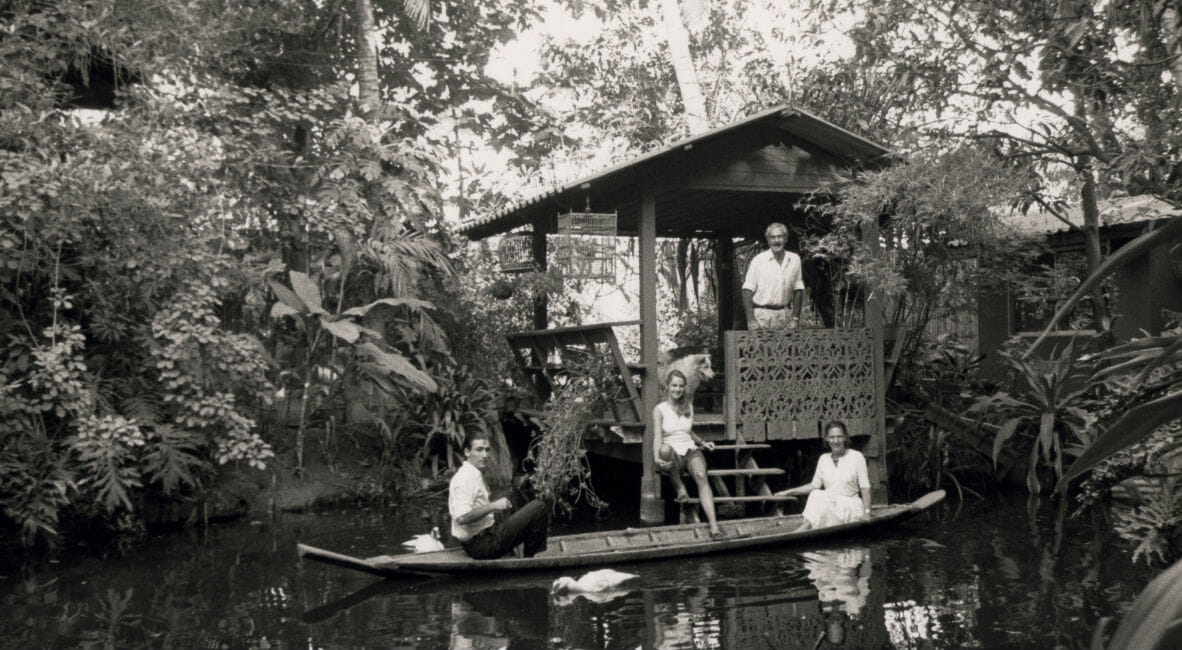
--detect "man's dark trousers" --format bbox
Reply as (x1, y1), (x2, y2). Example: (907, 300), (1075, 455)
(461, 499), (551, 559)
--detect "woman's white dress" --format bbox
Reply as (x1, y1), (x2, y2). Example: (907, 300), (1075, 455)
(656, 402), (695, 456)
(801, 449), (870, 528)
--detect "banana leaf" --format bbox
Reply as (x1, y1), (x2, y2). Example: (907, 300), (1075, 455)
(1099, 558), (1182, 650)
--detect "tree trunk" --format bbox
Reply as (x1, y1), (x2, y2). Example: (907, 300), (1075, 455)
(660, 0), (709, 133)
(1163, 4), (1182, 104)
(353, 0), (381, 116)
(1078, 160), (1111, 332)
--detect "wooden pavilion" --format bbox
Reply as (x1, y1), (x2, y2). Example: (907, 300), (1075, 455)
(458, 105), (894, 524)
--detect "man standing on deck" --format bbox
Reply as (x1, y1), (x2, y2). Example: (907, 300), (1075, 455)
(742, 222), (805, 330)
(449, 431), (551, 559)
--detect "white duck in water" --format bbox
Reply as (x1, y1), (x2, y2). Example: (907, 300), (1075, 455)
(551, 569), (638, 594)
(401, 526), (444, 553)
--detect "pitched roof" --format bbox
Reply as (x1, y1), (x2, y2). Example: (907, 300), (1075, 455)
(458, 104), (892, 240)
(1005, 196), (1180, 235)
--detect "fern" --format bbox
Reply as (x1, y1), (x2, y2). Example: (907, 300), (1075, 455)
(68, 416), (145, 514)
(1113, 479), (1182, 565)
(122, 394), (163, 428)
(142, 425), (209, 495)
(0, 433), (75, 545)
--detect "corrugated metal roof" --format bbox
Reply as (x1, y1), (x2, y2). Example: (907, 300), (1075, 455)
(1005, 196), (1180, 235)
(458, 104), (891, 239)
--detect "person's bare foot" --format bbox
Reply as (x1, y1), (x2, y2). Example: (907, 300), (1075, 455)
(709, 527), (724, 539)
(674, 489), (690, 503)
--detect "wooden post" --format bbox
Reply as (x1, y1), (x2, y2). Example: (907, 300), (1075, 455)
(862, 215), (889, 505)
(715, 236), (736, 334)
(532, 226), (547, 330)
(639, 189), (664, 524)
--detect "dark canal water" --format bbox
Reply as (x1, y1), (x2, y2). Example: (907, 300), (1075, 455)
(0, 492), (1155, 649)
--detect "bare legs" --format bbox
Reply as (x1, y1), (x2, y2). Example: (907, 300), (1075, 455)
(659, 445), (721, 536)
(686, 453), (720, 537)
(658, 444), (690, 502)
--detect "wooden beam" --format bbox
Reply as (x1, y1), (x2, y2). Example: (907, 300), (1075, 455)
(531, 226), (547, 330)
(715, 236), (736, 335)
(639, 187), (663, 524)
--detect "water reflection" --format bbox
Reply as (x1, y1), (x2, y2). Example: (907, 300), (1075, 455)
(801, 547), (872, 647)
(0, 495), (1159, 649)
(451, 589), (550, 649)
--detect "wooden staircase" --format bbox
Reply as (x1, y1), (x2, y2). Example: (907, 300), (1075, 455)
(680, 441), (795, 523)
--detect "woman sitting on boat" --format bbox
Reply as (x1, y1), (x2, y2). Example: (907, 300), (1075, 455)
(653, 369), (722, 538)
(775, 420), (871, 530)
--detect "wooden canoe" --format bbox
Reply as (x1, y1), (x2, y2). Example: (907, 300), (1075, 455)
(297, 489), (945, 578)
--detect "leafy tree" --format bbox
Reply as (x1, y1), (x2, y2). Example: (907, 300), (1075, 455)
(805, 147), (1037, 351)
(827, 0), (1182, 331)
(0, 0), (556, 545)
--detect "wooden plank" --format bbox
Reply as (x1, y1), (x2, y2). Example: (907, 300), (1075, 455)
(505, 340), (546, 401)
(743, 418), (766, 442)
(678, 145), (836, 193)
(639, 188), (662, 524)
(766, 419), (792, 439)
(509, 320), (641, 338)
(883, 324), (907, 388)
(524, 339), (555, 390)
(685, 496), (798, 504)
(695, 412), (727, 427)
(708, 468), (785, 477)
(724, 330), (739, 440)
(716, 236), (737, 334)
(603, 327), (645, 422)
(532, 227), (547, 329)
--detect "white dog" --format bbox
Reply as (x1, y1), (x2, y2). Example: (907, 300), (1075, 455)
(657, 353), (715, 398)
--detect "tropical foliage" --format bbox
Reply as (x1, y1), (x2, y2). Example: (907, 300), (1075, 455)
(968, 343), (1099, 493)
(0, 0), (554, 545)
(524, 357), (624, 515)
(804, 147), (1037, 350)
(889, 337), (993, 500)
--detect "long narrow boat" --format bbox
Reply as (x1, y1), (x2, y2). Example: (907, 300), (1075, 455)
(298, 489), (944, 578)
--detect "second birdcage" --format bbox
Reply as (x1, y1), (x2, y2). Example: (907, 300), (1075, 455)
(553, 210), (617, 281)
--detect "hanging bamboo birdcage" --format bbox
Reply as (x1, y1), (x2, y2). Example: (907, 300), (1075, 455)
(496, 232), (535, 273)
(554, 210), (617, 280)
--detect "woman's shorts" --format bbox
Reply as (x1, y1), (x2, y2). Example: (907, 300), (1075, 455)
(658, 446), (705, 475)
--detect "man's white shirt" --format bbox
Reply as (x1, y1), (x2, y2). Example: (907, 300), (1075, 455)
(449, 461), (494, 541)
(743, 248), (804, 308)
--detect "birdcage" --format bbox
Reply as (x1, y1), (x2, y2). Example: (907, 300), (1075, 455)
(496, 232), (535, 273)
(554, 210), (617, 280)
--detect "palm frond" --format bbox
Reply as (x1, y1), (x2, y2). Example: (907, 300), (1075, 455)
(401, 0), (430, 30)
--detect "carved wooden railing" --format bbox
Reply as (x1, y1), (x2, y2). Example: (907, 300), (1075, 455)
(724, 327), (882, 442)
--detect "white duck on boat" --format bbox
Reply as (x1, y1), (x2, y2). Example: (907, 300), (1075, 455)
(401, 526), (444, 553)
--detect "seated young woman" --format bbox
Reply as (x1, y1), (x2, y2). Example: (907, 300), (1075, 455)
(653, 369), (722, 538)
(775, 420), (871, 530)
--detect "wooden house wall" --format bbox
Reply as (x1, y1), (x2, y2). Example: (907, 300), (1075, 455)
(976, 224), (1182, 381)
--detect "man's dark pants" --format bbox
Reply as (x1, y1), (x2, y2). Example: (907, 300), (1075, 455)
(461, 499), (551, 559)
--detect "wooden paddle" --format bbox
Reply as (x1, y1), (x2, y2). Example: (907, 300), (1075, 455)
(297, 543), (389, 577)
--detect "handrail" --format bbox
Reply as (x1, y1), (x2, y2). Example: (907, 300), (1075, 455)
(506, 320), (640, 338)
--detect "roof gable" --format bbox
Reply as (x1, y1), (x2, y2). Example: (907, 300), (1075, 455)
(459, 105), (891, 240)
